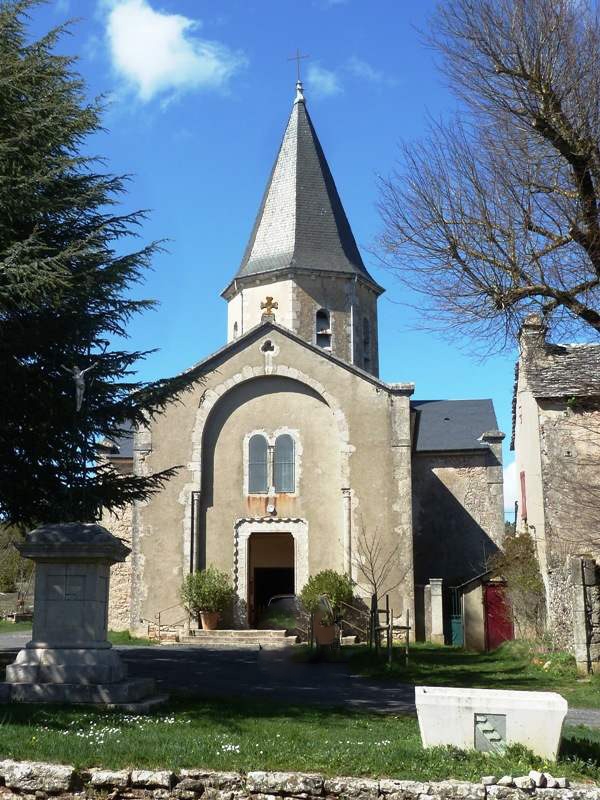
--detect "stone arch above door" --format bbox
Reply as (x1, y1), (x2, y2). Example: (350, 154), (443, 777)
(179, 361), (352, 578)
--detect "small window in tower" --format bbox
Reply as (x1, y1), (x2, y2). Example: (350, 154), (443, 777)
(233, 321), (239, 339)
(316, 308), (331, 349)
(363, 317), (371, 370)
(248, 434), (268, 493)
(274, 434), (295, 493)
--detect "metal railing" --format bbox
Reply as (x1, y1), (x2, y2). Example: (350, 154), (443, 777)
(140, 602), (188, 642)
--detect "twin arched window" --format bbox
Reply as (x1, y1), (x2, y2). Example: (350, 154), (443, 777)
(248, 433), (295, 494)
(248, 435), (268, 493)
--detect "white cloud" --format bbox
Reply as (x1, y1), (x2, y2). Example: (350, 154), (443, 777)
(104, 0), (246, 103)
(306, 63), (342, 98)
(346, 56), (384, 83)
(346, 56), (397, 87)
(503, 460), (518, 514)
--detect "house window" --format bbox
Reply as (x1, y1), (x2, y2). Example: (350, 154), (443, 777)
(248, 434), (268, 493)
(363, 317), (371, 370)
(316, 308), (331, 349)
(274, 434), (295, 492)
(233, 321), (239, 339)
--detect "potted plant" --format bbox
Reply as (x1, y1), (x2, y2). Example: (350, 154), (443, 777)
(180, 566), (235, 630)
(300, 570), (354, 646)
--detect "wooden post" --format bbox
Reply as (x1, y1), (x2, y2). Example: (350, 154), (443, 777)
(385, 595), (391, 664)
(405, 608), (410, 664)
(388, 607), (393, 667)
(372, 594), (379, 655)
(369, 594), (377, 650)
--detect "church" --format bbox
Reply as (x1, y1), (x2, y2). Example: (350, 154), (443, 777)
(104, 81), (506, 645)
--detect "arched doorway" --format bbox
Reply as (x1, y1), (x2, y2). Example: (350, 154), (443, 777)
(234, 518), (309, 627)
(249, 532), (294, 625)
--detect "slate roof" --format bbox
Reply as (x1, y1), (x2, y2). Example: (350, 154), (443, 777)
(411, 399), (499, 452)
(223, 84), (382, 296)
(522, 342), (600, 398)
(99, 420), (134, 460)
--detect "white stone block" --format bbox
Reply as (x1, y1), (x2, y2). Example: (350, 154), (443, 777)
(415, 686), (568, 760)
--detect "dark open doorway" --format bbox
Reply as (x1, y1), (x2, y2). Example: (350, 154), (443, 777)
(248, 533), (294, 625)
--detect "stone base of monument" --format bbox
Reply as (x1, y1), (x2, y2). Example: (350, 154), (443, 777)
(416, 685), (568, 760)
(1, 522), (168, 713)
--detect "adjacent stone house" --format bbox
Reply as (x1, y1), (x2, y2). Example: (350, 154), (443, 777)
(104, 82), (505, 642)
(512, 314), (600, 665)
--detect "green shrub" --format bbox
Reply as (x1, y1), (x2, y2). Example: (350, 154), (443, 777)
(489, 531), (545, 639)
(300, 570), (354, 615)
(0, 525), (33, 593)
(180, 566), (235, 615)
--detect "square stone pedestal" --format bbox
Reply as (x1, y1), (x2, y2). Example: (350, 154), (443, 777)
(2, 523), (166, 712)
(416, 685), (567, 759)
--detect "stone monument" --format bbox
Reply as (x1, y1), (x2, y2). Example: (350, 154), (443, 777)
(415, 685), (568, 760)
(1, 522), (165, 711)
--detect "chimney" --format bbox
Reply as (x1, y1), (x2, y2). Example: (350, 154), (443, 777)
(519, 313), (548, 360)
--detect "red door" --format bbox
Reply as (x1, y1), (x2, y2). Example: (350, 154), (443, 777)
(484, 583), (514, 651)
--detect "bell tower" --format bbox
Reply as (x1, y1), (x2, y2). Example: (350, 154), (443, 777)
(221, 81), (383, 376)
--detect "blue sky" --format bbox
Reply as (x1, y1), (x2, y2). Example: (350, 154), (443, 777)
(33, 0), (518, 513)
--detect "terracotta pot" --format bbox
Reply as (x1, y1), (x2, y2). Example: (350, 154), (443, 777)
(199, 611), (220, 630)
(313, 609), (336, 646)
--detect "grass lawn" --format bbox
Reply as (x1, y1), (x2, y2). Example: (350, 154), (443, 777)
(0, 620), (33, 633)
(0, 698), (599, 781)
(297, 641), (600, 710)
(106, 630), (155, 646)
(0, 623), (154, 646)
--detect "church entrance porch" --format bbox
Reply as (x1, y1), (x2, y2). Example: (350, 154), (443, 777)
(249, 533), (294, 625)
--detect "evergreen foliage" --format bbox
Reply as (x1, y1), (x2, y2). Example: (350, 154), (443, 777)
(180, 567), (235, 615)
(0, 1), (194, 527)
(0, 525), (33, 593)
(299, 569), (354, 614)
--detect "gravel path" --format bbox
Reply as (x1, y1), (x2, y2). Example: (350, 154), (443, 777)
(0, 633), (598, 727)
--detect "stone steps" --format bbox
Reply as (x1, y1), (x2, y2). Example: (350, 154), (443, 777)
(177, 629), (299, 648)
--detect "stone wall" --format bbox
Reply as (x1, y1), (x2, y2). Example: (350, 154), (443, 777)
(546, 556), (573, 654)
(536, 401), (600, 649)
(538, 401), (600, 563)
(412, 451), (504, 587)
(571, 556), (600, 674)
(101, 505), (133, 632)
(0, 762), (585, 800)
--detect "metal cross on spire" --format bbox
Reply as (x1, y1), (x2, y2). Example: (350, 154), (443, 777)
(288, 49), (309, 82)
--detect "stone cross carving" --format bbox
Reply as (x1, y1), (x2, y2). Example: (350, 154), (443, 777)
(61, 363), (98, 411)
(261, 296), (278, 316)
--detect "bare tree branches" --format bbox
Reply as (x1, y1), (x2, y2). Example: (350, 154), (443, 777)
(378, 0), (600, 348)
(352, 522), (408, 599)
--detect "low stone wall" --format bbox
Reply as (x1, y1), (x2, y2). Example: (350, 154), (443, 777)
(0, 763), (595, 800)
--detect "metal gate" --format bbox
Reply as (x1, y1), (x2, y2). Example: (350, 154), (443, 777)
(449, 587), (464, 646)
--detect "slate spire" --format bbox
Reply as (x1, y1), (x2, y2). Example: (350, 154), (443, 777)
(223, 82), (382, 296)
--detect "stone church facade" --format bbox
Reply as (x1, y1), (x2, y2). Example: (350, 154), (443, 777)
(105, 82), (505, 640)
